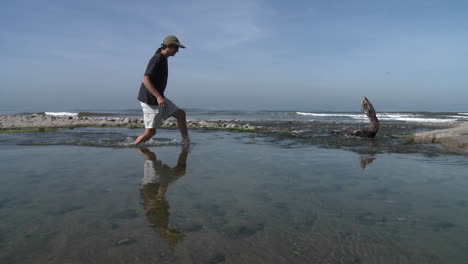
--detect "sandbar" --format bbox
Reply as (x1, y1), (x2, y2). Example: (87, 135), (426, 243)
(412, 122), (468, 154)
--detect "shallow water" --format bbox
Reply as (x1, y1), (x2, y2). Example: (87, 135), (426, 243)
(1, 129), (468, 263)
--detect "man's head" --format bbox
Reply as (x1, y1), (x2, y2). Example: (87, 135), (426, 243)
(160, 35), (185, 57)
(162, 35), (185, 48)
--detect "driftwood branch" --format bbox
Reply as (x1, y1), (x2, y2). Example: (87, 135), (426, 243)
(345, 96), (379, 138)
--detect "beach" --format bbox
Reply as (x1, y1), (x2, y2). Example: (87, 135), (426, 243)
(1, 111), (468, 263)
(4, 0), (467, 262)
(1, 113), (467, 154)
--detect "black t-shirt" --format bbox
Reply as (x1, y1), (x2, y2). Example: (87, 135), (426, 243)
(137, 53), (168, 105)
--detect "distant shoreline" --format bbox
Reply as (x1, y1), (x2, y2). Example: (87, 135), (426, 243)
(0, 113), (456, 131)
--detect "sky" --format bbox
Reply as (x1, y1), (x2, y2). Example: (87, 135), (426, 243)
(1, 0), (467, 112)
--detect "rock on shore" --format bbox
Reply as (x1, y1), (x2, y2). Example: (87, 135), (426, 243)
(413, 122), (468, 154)
(0, 114), (264, 132)
(0, 114), (143, 129)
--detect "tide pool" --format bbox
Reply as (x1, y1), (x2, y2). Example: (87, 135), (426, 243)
(1, 129), (467, 263)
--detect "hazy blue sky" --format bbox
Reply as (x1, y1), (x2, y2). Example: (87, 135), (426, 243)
(1, 0), (467, 112)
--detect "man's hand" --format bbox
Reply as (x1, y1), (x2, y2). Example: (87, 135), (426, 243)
(157, 96), (166, 108)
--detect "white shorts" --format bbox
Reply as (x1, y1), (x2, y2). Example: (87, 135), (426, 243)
(140, 99), (179, 129)
(142, 160), (171, 186)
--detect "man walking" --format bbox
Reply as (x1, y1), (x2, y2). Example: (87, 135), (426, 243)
(134, 35), (189, 145)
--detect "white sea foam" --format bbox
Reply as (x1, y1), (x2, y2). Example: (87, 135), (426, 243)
(45, 112), (79, 117)
(296, 112), (362, 118)
(378, 113), (457, 122)
(146, 138), (179, 146)
(296, 112), (456, 123)
(379, 117), (456, 123)
(458, 113), (468, 116)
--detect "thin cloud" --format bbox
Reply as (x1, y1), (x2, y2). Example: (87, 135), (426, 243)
(128, 0), (270, 50)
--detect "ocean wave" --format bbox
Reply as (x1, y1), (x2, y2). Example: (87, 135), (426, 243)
(44, 111), (129, 117)
(296, 112), (362, 118)
(458, 113), (468, 116)
(378, 117), (457, 123)
(449, 115), (468, 119)
(45, 112), (79, 117)
(296, 112), (457, 123)
(78, 112), (122, 116)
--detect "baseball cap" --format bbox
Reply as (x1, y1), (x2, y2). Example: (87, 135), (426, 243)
(162, 35), (186, 48)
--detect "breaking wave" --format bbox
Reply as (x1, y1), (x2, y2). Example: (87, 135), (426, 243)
(296, 112), (458, 123)
(45, 112), (79, 117)
(296, 112), (360, 118)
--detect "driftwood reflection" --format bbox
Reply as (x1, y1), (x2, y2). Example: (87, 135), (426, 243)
(360, 155), (376, 169)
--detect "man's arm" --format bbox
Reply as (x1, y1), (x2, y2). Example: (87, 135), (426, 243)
(142, 76), (166, 108)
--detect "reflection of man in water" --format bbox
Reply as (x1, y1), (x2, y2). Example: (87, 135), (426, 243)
(136, 146), (189, 248)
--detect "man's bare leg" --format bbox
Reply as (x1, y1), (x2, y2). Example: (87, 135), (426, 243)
(171, 109), (189, 142)
(134, 128), (156, 145)
(135, 147), (156, 160)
